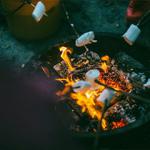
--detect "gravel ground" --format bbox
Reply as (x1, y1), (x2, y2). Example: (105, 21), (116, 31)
(0, 0), (149, 68)
(0, 0), (127, 69)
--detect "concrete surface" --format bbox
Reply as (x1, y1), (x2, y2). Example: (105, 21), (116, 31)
(0, 0), (149, 71)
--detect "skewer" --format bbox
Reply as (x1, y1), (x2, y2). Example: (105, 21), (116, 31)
(62, 3), (89, 52)
(137, 10), (150, 27)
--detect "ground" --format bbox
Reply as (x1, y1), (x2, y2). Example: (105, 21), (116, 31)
(0, 0), (149, 71)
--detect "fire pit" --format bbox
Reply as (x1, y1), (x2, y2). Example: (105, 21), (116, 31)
(38, 33), (150, 140)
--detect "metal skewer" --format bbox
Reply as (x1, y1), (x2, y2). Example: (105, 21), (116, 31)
(137, 10), (150, 27)
(62, 3), (89, 52)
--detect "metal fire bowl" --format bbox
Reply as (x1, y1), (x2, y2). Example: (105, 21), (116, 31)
(39, 32), (150, 140)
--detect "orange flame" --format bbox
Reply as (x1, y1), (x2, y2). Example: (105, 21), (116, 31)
(57, 49), (132, 123)
(100, 62), (108, 73)
(100, 55), (110, 73)
(71, 88), (104, 120)
(101, 55), (110, 61)
(59, 46), (75, 72)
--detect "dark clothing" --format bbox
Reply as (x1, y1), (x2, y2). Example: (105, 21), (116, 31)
(0, 61), (86, 150)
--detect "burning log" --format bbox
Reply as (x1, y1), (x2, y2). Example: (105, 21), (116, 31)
(102, 99), (141, 130)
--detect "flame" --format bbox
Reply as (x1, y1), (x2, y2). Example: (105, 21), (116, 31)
(59, 46), (75, 72)
(71, 88), (104, 120)
(57, 48), (133, 124)
(101, 55), (110, 61)
(56, 76), (75, 87)
(100, 55), (110, 73)
(100, 62), (108, 73)
(57, 76), (105, 120)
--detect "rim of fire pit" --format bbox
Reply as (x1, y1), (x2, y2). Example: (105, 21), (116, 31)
(38, 32), (150, 139)
(46, 32), (150, 70)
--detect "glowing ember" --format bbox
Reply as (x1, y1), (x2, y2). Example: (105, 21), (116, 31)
(112, 120), (127, 129)
(56, 46), (133, 125)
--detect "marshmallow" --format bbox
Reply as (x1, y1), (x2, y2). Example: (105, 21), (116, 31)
(122, 24), (141, 46)
(75, 31), (97, 47)
(85, 69), (100, 84)
(144, 78), (150, 88)
(72, 80), (91, 93)
(32, 1), (46, 22)
(97, 88), (116, 104)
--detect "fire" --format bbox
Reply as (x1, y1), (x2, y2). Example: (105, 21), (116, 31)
(100, 62), (108, 73)
(100, 55), (110, 73)
(59, 46), (75, 72)
(71, 87), (105, 120)
(101, 55), (110, 61)
(56, 46), (132, 123)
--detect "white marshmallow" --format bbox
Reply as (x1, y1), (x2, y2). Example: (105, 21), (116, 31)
(72, 80), (91, 93)
(75, 31), (97, 47)
(122, 24), (141, 46)
(32, 1), (46, 22)
(85, 69), (100, 84)
(97, 88), (115, 104)
(144, 78), (150, 88)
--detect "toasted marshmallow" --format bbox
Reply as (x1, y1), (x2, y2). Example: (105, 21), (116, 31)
(85, 69), (100, 84)
(72, 80), (91, 93)
(122, 24), (141, 46)
(75, 31), (97, 47)
(144, 78), (150, 88)
(32, 1), (46, 22)
(97, 88), (116, 104)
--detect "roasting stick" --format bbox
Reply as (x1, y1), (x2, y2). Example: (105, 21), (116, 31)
(62, 3), (89, 52)
(137, 10), (150, 27)
(10, 0), (48, 17)
(95, 79), (150, 104)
